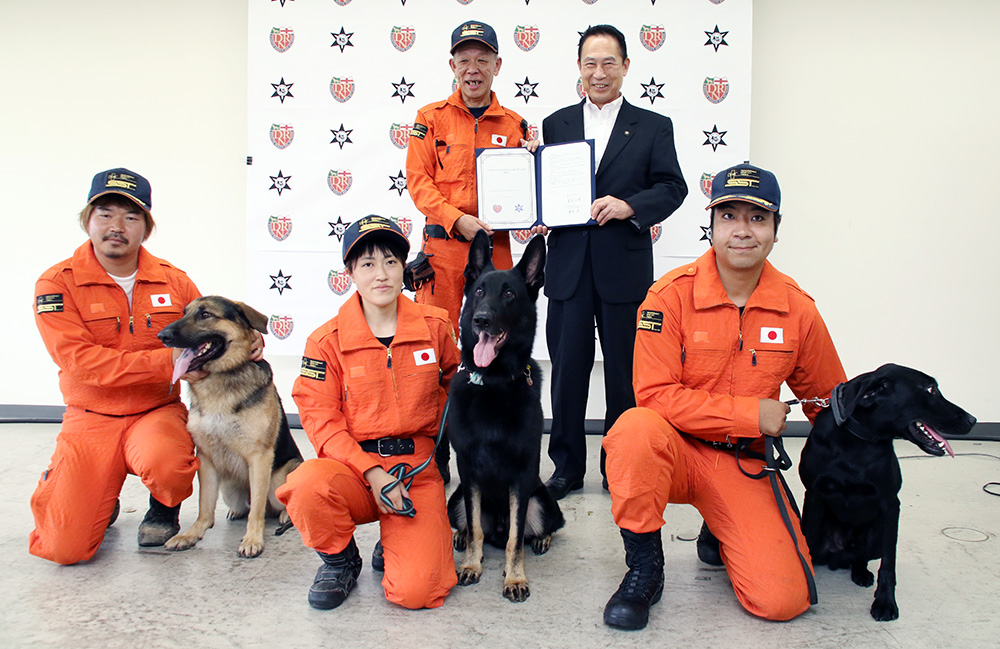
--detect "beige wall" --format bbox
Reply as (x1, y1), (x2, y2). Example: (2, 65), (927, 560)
(2, 1), (997, 423)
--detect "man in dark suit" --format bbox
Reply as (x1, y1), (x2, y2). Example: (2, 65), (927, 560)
(541, 25), (687, 499)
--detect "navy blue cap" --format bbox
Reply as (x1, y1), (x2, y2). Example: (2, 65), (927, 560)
(88, 168), (152, 211)
(342, 215), (410, 264)
(451, 21), (499, 54)
(706, 163), (780, 212)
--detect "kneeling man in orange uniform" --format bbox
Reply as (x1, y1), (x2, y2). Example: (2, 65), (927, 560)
(602, 163), (848, 629)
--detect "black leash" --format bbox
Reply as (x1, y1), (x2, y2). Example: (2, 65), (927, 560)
(735, 435), (818, 606)
(376, 394), (450, 518)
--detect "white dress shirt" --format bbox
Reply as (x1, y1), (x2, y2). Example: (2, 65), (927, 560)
(583, 93), (623, 168)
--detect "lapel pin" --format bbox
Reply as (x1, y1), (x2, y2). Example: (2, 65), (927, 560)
(624, 131), (630, 136)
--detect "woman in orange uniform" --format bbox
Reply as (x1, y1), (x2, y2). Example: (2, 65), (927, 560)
(277, 215), (460, 610)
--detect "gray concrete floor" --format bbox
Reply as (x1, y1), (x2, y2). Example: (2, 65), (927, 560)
(1, 423), (998, 649)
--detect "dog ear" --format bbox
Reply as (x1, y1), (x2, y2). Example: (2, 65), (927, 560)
(235, 301), (270, 334)
(515, 234), (546, 298)
(463, 230), (494, 289)
(833, 366), (890, 423)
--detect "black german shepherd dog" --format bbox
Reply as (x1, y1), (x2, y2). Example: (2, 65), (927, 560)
(799, 363), (976, 621)
(447, 231), (564, 603)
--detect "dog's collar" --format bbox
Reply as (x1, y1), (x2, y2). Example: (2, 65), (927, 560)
(459, 362), (534, 387)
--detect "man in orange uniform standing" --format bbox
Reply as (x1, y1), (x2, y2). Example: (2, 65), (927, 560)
(278, 216), (460, 611)
(406, 20), (532, 479)
(31, 168), (202, 564)
(602, 163), (848, 629)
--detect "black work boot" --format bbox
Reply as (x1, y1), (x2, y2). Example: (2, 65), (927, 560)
(107, 499), (121, 529)
(371, 540), (385, 572)
(696, 520), (724, 566)
(309, 537), (363, 610)
(137, 495), (180, 547)
(603, 529), (665, 630)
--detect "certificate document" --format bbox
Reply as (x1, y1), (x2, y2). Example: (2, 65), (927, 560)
(475, 140), (596, 230)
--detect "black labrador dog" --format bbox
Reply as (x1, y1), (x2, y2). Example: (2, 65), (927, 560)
(446, 231), (564, 603)
(799, 363), (976, 621)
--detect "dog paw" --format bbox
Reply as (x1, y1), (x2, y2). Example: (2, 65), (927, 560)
(870, 597), (899, 622)
(851, 565), (874, 588)
(452, 531), (467, 552)
(456, 566), (481, 586)
(502, 579), (530, 603)
(238, 537), (265, 558)
(227, 509), (250, 521)
(530, 535), (552, 555)
(163, 533), (199, 552)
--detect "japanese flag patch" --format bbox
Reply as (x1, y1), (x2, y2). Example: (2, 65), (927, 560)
(490, 134), (508, 146)
(150, 293), (172, 307)
(760, 327), (784, 344)
(413, 348), (437, 366)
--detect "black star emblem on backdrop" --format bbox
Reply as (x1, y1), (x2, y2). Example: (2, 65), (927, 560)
(388, 171), (407, 196)
(269, 170), (291, 195)
(640, 78), (665, 105)
(270, 78), (294, 104)
(330, 124), (353, 149)
(391, 78), (415, 103)
(704, 25), (729, 52)
(269, 270), (292, 295)
(700, 225), (712, 242)
(272, 0), (293, 6)
(331, 27), (354, 53)
(702, 125), (728, 152)
(328, 216), (350, 241)
(514, 77), (539, 104)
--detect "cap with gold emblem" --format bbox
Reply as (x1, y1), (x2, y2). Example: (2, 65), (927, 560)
(450, 21), (499, 54)
(341, 215), (410, 264)
(706, 162), (781, 212)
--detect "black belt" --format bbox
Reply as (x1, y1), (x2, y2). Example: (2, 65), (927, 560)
(424, 224), (467, 242)
(359, 437), (415, 457)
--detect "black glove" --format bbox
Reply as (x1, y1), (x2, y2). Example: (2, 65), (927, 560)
(403, 251), (435, 292)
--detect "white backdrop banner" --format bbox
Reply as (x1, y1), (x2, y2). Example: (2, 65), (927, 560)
(247, 0), (752, 356)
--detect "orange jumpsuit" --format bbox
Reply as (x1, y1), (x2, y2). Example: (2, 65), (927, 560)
(277, 293), (460, 609)
(603, 249), (847, 620)
(31, 242), (201, 564)
(406, 89), (526, 330)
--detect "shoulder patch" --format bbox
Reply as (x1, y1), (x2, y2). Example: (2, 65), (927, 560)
(300, 357), (327, 381)
(36, 294), (64, 314)
(638, 309), (663, 333)
(411, 123), (428, 140)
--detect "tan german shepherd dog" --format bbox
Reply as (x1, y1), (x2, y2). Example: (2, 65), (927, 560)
(157, 296), (302, 558)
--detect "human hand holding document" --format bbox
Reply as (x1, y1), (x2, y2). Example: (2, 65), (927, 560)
(475, 140), (596, 231)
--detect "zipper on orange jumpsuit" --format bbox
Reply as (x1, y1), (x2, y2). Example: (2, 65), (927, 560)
(751, 349), (757, 366)
(386, 346), (398, 396)
(129, 315), (134, 334)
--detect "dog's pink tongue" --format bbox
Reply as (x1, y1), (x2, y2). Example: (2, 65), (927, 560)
(924, 423), (955, 458)
(473, 331), (498, 367)
(171, 348), (196, 383)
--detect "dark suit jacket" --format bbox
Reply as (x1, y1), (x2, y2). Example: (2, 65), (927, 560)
(541, 99), (687, 303)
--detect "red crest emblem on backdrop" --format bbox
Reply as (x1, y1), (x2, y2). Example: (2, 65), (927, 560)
(700, 173), (716, 198)
(576, 78), (585, 100)
(639, 25), (665, 52)
(328, 269), (353, 296)
(389, 123), (412, 149)
(526, 123), (539, 141)
(390, 26), (416, 52)
(270, 27), (294, 53)
(328, 170), (353, 195)
(269, 315), (294, 340)
(330, 76), (355, 103)
(333, 0), (352, 5)
(267, 215), (292, 241)
(511, 230), (534, 245)
(703, 77), (730, 104)
(650, 224), (662, 244)
(513, 26), (540, 52)
(391, 217), (413, 238)
(269, 124), (294, 150)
